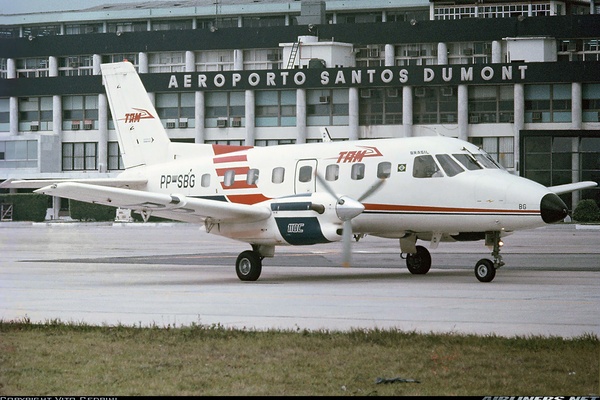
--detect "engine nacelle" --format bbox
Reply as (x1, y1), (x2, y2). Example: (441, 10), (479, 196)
(213, 192), (346, 246)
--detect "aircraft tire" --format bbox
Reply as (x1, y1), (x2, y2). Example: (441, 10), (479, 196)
(406, 245), (431, 275)
(236, 250), (262, 281)
(475, 258), (496, 282)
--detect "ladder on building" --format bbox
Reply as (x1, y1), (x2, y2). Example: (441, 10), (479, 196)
(286, 41), (300, 69)
(1, 203), (13, 221)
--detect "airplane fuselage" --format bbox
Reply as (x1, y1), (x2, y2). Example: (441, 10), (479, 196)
(119, 136), (562, 247)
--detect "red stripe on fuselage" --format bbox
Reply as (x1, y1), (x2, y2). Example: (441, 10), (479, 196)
(363, 203), (539, 214)
(215, 166), (250, 176)
(211, 144), (253, 156)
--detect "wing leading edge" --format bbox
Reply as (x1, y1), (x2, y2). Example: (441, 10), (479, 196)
(548, 181), (598, 195)
(35, 182), (271, 223)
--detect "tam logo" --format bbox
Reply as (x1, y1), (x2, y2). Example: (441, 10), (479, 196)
(120, 108), (155, 123)
(336, 146), (383, 163)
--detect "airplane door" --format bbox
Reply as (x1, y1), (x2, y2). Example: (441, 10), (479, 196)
(295, 159), (317, 194)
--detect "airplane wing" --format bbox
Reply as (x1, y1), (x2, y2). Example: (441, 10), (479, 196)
(548, 181), (597, 195)
(0, 177), (148, 190)
(34, 182), (271, 223)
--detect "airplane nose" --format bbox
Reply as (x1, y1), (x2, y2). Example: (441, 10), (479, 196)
(540, 193), (569, 223)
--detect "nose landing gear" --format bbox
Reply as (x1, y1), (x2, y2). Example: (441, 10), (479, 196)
(475, 231), (504, 282)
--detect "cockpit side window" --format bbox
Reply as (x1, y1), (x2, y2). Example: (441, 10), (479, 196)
(413, 155), (444, 178)
(453, 154), (482, 170)
(436, 154), (464, 177)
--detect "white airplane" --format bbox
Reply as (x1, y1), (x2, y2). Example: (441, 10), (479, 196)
(2, 61), (597, 282)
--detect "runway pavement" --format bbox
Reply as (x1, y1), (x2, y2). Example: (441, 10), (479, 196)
(1, 221), (598, 338)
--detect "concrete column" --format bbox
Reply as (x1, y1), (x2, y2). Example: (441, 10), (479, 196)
(185, 51), (195, 72)
(48, 56), (58, 77)
(92, 54), (102, 75)
(97, 93), (108, 173)
(9, 97), (18, 135)
(513, 84), (525, 174)
(572, 138), (581, 207)
(348, 87), (359, 141)
(138, 52), (148, 73)
(245, 90), (255, 146)
(384, 44), (395, 67)
(234, 49), (244, 71)
(296, 88), (307, 144)
(195, 91), (205, 144)
(437, 43), (448, 65)
(571, 82), (583, 208)
(571, 82), (582, 130)
(402, 86), (413, 137)
(458, 84), (468, 141)
(7, 58), (16, 79)
(52, 95), (62, 136)
(492, 40), (502, 63)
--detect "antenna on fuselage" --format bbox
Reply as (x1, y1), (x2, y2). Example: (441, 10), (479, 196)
(320, 127), (332, 142)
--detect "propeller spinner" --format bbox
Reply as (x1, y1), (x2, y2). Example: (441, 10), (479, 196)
(314, 173), (385, 267)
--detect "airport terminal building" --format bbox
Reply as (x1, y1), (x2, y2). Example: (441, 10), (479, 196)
(1, 0), (599, 218)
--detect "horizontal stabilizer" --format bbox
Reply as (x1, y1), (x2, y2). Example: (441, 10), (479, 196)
(34, 182), (271, 223)
(0, 178), (147, 190)
(548, 181), (597, 195)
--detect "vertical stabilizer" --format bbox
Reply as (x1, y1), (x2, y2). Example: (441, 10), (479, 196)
(101, 62), (171, 169)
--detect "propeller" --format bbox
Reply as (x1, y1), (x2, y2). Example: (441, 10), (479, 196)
(314, 173), (385, 267)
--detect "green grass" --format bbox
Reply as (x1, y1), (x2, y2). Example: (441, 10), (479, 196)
(1, 318), (598, 396)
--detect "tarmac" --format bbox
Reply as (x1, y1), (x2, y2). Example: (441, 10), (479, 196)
(1, 221), (598, 338)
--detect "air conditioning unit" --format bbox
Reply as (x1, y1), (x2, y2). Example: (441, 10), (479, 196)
(30, 122), (39, 131)
(369, 48), (379, 58)
(463, 48), (473, 56)
(217, 118), (228, 128)
(71, 121), (81, 130)
(231, 118), (242, 127)
(266, 53), (280, 61)
(360, 89), (372, 98)
(469, 115), (479, 123)
(84, 120), (93, 130)
(178, 118), (188, 128)
(532, 112), (542, 121)
(319, 96), (330, 103)
(414, 87), (426, 97)
(441, 87), (453, 96)
(387, 88), (399, 98)
(567, 41), (577, 52)
(166, 120), (176, 129)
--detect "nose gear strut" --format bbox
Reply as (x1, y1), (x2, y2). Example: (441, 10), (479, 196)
(474, 231), (504, 282)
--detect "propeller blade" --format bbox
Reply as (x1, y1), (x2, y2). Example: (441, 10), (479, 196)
(314, 172), (340, 202)
(341, 219), (353, 268)
(357, 178), (385, 202)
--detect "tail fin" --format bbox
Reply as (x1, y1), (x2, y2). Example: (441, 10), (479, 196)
(101, 62), (171, 169)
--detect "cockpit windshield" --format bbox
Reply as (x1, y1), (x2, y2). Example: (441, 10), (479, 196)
(413, 151), (503, 178)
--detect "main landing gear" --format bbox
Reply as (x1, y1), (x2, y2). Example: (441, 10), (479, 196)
(401, 231), (505, 282)
(235, 250), (262, 281)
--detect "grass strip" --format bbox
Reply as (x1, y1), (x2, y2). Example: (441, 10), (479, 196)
(1, 318), (598, 396)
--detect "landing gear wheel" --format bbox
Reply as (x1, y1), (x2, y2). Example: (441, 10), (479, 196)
(236, 250), (262, 281)
(406, 245), (432, 275)
(475, 258), (496, 282)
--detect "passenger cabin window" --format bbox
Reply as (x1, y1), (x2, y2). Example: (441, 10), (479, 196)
(377, 162), (391, 179)
(351, 163), (365, 180)
(435, 154), (464, 177)
(272, 167), (285, 184)
(298, 165), (312, 183)
(247, 168), (259, 185)
(224, 169), (236, 187)
(413, 155), (444, 178)
(325, 164), (339, 181)
(201, 173), (211, 187)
